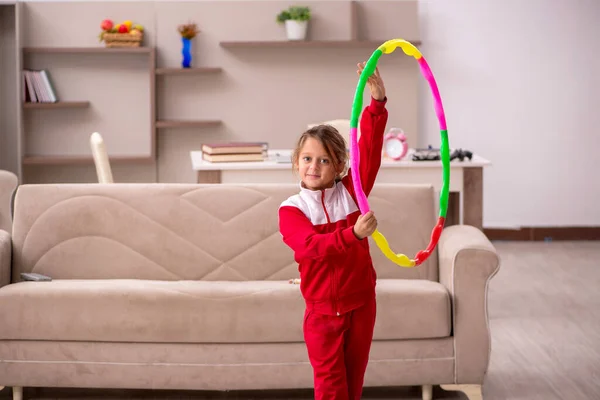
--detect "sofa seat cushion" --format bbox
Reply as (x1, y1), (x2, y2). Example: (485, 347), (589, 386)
(0, 280), (306, 343)
(374, 279), (451, 340)
(0, 279), (450, 343)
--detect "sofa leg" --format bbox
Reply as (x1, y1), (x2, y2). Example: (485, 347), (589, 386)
(12, 386), (23, 400)
(440, 384), (482, 400)
(422, 384), (433, 400)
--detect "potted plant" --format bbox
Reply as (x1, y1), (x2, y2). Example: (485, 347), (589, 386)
(178, 22), (199, 68)
(276, 6), (311, 41)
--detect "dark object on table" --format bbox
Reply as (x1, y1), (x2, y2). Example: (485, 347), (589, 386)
(412, 145), (473, 162)
(450, 149), (473, 161)
(412, 145), (441, 161)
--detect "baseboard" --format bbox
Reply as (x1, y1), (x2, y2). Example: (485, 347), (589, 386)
(483, 226), (600, 241)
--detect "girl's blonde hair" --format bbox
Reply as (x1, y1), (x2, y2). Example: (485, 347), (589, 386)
(292, 124), (348, 179)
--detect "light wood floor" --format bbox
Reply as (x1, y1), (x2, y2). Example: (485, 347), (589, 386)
(1, 241), (599, 399)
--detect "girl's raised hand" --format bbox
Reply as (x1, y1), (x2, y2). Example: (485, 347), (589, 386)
(357, 61), (386, 101)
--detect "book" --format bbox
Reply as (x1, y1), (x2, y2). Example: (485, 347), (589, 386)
(24, 71), (37, 103)
(202, 152), (265, 163)
(202, 141), (268, 155)
(40, 70), (58, 102)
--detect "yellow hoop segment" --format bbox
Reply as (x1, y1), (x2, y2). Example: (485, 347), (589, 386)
(378, 39), (422, 59)
(371, 229), (416, 267)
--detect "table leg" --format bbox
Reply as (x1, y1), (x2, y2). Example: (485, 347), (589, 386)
(445, 192), (460, 226)
(197, 171), (222, 184)
(463, 167), (483, 229)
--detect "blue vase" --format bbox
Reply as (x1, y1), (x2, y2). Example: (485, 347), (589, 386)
(181, 37), (192, 68)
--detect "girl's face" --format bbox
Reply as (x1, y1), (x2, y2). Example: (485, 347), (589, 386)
(297, 137), (343, 191)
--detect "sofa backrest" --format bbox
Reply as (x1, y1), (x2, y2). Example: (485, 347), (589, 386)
(11, 183), (438, 282)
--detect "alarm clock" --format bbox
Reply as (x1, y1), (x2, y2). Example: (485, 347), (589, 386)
(384, 128), (409, 160)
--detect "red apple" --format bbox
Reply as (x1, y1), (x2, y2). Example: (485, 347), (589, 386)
(100, 19), (113, 31)
(118, 24), (128, 33)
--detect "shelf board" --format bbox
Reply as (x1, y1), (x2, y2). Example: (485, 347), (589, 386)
(23, 101), (90, 109)
(23, 47), (153, 54)
(155, 67), (223, 75)
(156, 120), (222, 128)
(22, 155), (155, 166)
(219, 40), (421, 48)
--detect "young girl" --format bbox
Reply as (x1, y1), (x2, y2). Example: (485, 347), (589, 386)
(278, 62), (388, 400)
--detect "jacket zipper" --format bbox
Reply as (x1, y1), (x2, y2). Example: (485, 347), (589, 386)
(322, 190), (339, 316)
(330, 269), (338, 316)
(333, 267), (340, 316)
(321, 190), (331, 224)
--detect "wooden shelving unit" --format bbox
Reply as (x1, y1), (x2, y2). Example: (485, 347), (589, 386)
(23, 47), (153, 54)
(155, 67), (222, 75)
(219, 40), (421, 48)
(22, 155), (155, 166)
(10, 0), (419, 183)
(23, 101), (90, 109)
(20, 47), (225, 172)
(20, 46), (157, 171)
(156, 120), (222, 129)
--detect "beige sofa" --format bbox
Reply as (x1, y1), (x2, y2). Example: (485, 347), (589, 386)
(0, 179), (500, 400)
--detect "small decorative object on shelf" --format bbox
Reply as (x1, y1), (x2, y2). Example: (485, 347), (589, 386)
(178, 22), (199, 68)
(99, 18), (144, 48)
(276, 6), (311, 41)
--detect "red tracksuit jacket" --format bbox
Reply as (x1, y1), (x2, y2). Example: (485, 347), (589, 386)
(279, 97), (388, 316)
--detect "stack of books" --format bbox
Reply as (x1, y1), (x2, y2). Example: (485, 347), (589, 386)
(201, 142), (268, 163)
(23, 69), (58, 103)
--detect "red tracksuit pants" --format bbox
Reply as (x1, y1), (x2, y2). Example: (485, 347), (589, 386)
(303, 298), (377, 400)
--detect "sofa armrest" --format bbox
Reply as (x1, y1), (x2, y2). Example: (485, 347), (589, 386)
(0, 229), (11, 288)
(438, 225), (500, 384)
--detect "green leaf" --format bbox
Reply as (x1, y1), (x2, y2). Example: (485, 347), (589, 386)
(276, 6), (310, 23)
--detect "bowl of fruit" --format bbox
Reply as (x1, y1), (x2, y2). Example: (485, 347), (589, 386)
(99, 19), (144, 47)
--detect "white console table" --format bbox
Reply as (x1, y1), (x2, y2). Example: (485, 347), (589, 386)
(190, 150), (491, 229)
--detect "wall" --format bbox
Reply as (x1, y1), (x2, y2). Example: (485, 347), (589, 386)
(418, 0), (600, 228)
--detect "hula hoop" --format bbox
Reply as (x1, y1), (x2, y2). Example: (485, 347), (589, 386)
(349, 39), (449, 267)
